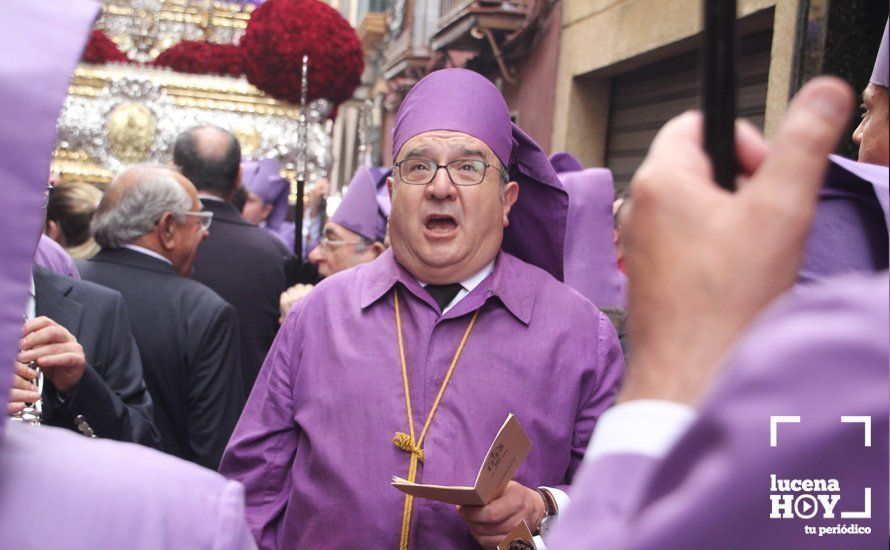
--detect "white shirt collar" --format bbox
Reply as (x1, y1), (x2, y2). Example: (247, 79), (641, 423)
(417, 260), (495, 314)
(198, 193), (225, 202)
(123, 244), (174, 266)
(458, 261), (495, 293)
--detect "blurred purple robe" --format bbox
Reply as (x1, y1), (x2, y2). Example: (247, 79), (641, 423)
(220, 249), (624, 548)
(558, 168), (625, 308)
(550, 271), (889, 549)
(34, 233), (80, 279)
(0, 2), (254, 548)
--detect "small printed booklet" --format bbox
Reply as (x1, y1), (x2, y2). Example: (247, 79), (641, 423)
(391, 413), (532, 506)
(497, 521), (537, 550)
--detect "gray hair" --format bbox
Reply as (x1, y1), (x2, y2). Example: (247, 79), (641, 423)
(92, 169), (193, 248)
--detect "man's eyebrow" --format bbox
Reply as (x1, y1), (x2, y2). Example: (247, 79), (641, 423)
(402, 147), (430, 159)
(862, 88), (874, 106)
(323, 227), (338, 238)
(454, 146), (486, 159)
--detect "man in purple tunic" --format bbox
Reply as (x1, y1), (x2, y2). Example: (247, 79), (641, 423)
(220, 68), (625, 549)
(0, 1), (254, 547)
(279, 165), (390, 318)
(549, 63), (887, 549)
(240, 157), (293, 248)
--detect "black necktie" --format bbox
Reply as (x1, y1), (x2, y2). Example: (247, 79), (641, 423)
(425, 283), (463, 310)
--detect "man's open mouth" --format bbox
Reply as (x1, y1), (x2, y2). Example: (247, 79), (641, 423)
(424, 214), (458, 234)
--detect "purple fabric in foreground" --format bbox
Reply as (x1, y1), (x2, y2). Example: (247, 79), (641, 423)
(559, 168), (625, 307)
(330, 166), (390, 242)
(0, 3), (256, 548)
(551, 271), (889, 549)
(870, 21), (888, 88)
(391, 68), (569, 281)
(0, 0), (98, 441)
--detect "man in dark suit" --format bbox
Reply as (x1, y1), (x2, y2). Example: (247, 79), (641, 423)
(80, 165), (243, 470)
(173, 125), (290, 392)
(8, 265), (161, 448)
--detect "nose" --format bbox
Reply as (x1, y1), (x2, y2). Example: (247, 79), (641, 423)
(425, 165), (457, 201)
(308, 245), (323, 265)
(852, 118), (864, 145)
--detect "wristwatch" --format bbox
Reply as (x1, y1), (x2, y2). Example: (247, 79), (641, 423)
(535, 487), (558, 537)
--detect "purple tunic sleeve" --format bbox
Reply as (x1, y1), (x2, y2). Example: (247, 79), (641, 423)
(550, 273), (889, 549)
(562, 311), (625, 489)
(219, 301), (305, 548)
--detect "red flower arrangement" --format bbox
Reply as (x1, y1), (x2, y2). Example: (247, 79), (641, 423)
(82, 30), (130, 65)
(153, 41), (245, 77)
(240, 0), (364, 106)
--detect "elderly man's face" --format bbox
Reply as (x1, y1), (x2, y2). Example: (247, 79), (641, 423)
(171, 186), (209, 276)
(388, 131), (519, 284)
(308, 221), (379, 277)
(853, 84), (889, 166)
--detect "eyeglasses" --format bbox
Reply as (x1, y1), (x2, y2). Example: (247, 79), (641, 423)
(394, 158), (505, 186)
(181, 210), (213, 231)
(318, 236), (362, 251)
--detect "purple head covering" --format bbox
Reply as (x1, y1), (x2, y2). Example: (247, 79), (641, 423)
(559, 168), (625, 307)
(241, 157), (290, 229)
(392, 68), (568, 280)
(549, 152), (585, 174)
(330, 166), (390, 242)
(799, 155), (890, 285)
(0, 0), (98, 442)
(870, 20), (889, 88)
(34, 234), (80, 279)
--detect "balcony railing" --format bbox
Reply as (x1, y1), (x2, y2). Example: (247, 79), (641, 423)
(439, 0), (531, 25)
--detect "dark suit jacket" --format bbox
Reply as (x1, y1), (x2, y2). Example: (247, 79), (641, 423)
(33, 266), (161, 448)
(78, 248), (243, 470)
(192, 198), (290, 391)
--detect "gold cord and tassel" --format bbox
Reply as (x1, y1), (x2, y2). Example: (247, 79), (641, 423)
(393, 290), (480, 550)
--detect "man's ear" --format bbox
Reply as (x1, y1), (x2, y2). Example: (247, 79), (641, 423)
(45, 220), (62, 244)
(370, 241), (385, 257)
(501, 181), (519, 227)
(387, 176), (394, 198)
(157, 212), (178, 250)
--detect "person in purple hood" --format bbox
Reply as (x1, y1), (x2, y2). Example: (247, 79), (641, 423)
(220, 68), (625, 549)
(0, 1), (254, 548)
(549, 50), (887, 550)
(278, 165), (390, 319)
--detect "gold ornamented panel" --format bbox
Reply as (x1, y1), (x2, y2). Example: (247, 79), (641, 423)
(54, 63), (333, 197)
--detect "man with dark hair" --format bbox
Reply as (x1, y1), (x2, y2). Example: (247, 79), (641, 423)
(173, 125), (242, 196)
(173, 125), (290, 392)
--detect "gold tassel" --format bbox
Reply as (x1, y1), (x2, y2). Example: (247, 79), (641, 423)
(393, 431), (425, 462)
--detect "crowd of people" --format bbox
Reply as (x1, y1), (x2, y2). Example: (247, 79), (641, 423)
(2, 2), (887, 549)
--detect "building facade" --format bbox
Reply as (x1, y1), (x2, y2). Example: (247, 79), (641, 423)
(331, 0), (887, 195)
(553, 0), (887, 192)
